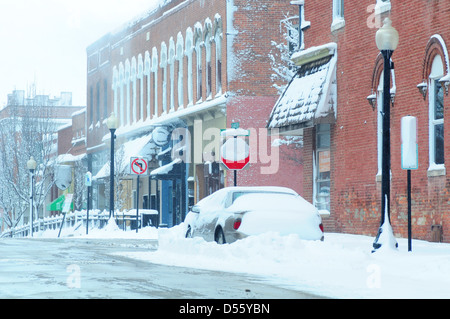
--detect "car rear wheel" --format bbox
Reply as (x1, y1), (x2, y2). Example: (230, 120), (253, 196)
(215, 227), (226, 244)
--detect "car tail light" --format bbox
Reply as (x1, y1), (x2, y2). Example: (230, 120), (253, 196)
(319, 223), (324, 233)
(233, 218), (242, 230)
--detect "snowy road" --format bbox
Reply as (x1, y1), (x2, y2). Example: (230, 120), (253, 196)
(0, 238), (323, 299)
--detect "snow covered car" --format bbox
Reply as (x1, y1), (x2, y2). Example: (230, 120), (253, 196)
(184, 186), (324, 244)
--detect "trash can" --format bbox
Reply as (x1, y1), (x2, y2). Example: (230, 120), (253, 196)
(431, 225), (442, 243)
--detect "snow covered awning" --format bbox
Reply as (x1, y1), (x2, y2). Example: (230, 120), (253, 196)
(93, 133), (157, 180)
(267, 43), (337, 135)
(150, 158), (182, 180)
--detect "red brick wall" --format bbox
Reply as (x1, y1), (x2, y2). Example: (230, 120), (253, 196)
(301, 0), (450, 242)
(225, 0), (304, 195)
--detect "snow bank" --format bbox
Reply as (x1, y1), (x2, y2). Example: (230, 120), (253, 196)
(37, 222), (450, 299)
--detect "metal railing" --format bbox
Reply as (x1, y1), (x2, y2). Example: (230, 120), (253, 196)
(1, 209), (159, 238)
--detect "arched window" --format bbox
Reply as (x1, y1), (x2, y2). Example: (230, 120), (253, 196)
(194, 22), (203, 102)
(118, 62), (125, 126)
(144, 51), (151, 119)
(112, 66), (119, 118)
(204, 18), (212, 98)
(131, 56), (137, 123)
(185, 27), (194, 106)
(137, 54), (144, 120)
(152, 47), (159, 117)
(176, 32), (184, 109)
(125, 59), (131, 125)
(168, 37), (175, 112)
(214, 14), (223, 95)
(422, 35), (449, 174)
(429, 55), (445, 167)
(160, 42), (168, 114)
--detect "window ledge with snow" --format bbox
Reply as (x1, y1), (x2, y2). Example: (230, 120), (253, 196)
(427, 164), (446, 177)
(374, 1), (391, 15)
(331, 18), (345, 32)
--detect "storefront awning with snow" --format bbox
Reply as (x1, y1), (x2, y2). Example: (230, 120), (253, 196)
(267, 43), (337, 136)
(93, 133), (157, 180)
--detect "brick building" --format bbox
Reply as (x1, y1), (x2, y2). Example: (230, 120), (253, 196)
(269, 0), (450, 242)
(86, 0), (304, 227)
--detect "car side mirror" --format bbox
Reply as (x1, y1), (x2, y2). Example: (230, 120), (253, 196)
(191, 205), (200, 213)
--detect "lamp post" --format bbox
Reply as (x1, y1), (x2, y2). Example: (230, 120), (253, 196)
(373, 18), (399, 252)
(27, 156), (37, 237)
(107, 112), (119, 219)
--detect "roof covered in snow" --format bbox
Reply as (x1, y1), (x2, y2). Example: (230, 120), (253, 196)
(267, 43), (337, 133)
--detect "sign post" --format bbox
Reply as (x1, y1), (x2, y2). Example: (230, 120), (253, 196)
(220, 124), (250, 187)
(58, 194), (73, 238)
(130, 157), (148, 232)
(401, 116), (418, 252)
(85, 172), (92, 235)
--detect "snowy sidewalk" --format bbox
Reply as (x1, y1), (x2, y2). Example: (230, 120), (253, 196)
(37, 221), (450, 299)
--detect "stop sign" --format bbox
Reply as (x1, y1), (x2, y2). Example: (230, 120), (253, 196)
(220, 136), (250, 170)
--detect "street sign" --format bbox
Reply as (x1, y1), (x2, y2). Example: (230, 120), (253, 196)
(220, 129), (250, 171)
(401, 116), (418, 170)
(62, 194), (73, 213)
(85, 171), (92, 187)
(130, 157), (148, 175)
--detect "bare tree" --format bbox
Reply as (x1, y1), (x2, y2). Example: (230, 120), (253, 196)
(0, 102), (57, 233)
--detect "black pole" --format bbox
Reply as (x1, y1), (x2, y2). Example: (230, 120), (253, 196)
(407, 169), (412, 252)
(109, 128), (116, 219)
(234, 135), (237, 187)
(86, 185), (90, 235)
(31, 173), (34, 237)
(136, 174), (140, 233)
(373, 49), (393, 251)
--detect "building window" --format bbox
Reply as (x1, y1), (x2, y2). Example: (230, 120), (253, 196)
(168, 37), (175, 112)
(185, 27), (194, 106)
(144, 51), (151, 119)
(176, 32), (184, 108)
(331, 0), (345, 31)
(429, 55), (445, 169)
(103, 79), (108, 119)
(160, 42), (168, 114)
(96, 81), (100, 123)
(152, 47), (159, 118)
(89, 85), (94, 125)
(315, 124), (331, 212)
(131, 57), (137, 123)
(214, 15), (223, 95)
(194, 25), (203, 102)
(125, 59), (131, 125)
(204, 19), (212, 99)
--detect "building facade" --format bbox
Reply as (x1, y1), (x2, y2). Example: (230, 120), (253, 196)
(86, 0), (305, 227)
(269, 0), (450, 242)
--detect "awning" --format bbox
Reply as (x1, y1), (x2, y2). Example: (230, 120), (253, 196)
(47, 194), (73, 211)
(267, 43), (337, 135)
(94, 133), (157, 180)
(150, 158), (182, 180)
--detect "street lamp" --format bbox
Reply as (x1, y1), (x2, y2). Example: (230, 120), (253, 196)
(107, 112), (119, 219)
(373, 18), (399, 252)
(27, 156), (37, 237)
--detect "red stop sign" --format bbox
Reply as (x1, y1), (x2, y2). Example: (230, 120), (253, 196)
(220, 136), (250, 170)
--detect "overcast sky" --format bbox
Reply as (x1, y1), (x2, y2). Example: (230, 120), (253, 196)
(0, 0), (160, 107)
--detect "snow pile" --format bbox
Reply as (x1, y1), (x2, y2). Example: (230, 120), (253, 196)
(36, 223), (450, 299)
